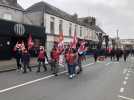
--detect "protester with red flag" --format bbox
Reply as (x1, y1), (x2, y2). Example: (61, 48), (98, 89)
(77, 41), (87, 74)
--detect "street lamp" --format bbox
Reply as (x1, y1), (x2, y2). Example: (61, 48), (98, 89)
(116, 29), (119, 48)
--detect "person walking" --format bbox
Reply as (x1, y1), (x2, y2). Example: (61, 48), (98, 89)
(77, 50), (83, 74)
(50, 46), (61, 76)
(94, 49), (98, 62)
(65, 48), (76, 79)
(115, 49), (121, 61)
(123, 50), (128, 62)
(21, 49), (31, 73)
(15, 48), (22, 71)
(37, 46), (48, 72)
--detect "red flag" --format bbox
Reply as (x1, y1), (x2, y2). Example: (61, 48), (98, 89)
(78, 41), (86, 54)
(28, 33), (34, 49)
(70, 32), (77, 48)
(58, 32), (64, 49)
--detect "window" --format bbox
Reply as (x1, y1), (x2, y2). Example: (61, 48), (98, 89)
(69, 23), (72, 36)
(50, 17), (55, 34)
(75, 24), (77, 33)
(80, 27), (82, 37)
(3, 13), (12, 20)
(59, 20), (63, 33)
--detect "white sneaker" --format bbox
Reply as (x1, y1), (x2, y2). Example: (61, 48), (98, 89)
(72, 74), (76, 77)
(69, 75), (73, 79)
(21, 67), (23, 71)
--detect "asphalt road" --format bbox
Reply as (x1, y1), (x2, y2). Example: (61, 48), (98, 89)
(0, 57), (134, 100)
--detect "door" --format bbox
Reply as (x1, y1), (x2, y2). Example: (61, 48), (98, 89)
(0, 37), (12, 60)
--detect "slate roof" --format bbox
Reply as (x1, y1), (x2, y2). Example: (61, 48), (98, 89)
(0, 0), (24, 11)
(26, 1), (91, 26)
(26, 1), (105, 33)
(26, 2), (76, 22)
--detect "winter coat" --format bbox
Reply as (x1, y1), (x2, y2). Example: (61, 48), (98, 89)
(21, 53), (30, 65)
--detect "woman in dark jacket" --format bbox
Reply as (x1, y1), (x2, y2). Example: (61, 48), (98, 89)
(15, 48), (22, 70)
(21, 49), (31, 73)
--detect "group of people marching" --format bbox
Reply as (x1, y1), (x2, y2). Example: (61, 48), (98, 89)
(14, 42), (86, 79)
(109, 48), (129, 62)
(93, 48), (130, 62)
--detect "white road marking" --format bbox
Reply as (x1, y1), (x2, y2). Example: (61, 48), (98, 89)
(123, 69), (128, 74)
(128, 70), (134, 74)
(105, 62), (112, 66)
(0, 62), (94, 94)
(118, 95), (134, 100)
(126, 73), (130, 77)
(131, 57), (134, 60)
(125, 77), (128, 80)
(120, 88), (124, 93)
(83, 63), (94, 68)
(123, 81), (127, 85)
(114, 62), (119, 64)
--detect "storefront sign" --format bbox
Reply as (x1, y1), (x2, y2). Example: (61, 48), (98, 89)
(14, 24), (25, 36)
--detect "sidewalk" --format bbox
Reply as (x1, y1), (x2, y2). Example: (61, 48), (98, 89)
(0, 58), (38, 72)
(0, 56), (94, 72)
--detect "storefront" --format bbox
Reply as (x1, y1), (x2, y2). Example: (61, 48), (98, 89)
(0, 19), (46, 60)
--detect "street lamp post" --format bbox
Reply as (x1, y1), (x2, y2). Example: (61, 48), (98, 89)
(116, 29), (119, 48)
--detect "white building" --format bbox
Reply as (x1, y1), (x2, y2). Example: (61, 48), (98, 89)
(25, 1), (101, 55)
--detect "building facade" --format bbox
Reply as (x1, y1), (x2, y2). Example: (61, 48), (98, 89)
(0, 0), (46, 59)
(25, 1), (102, 56)
(0, 0), (105, 59)
(120, 39), (134, 49)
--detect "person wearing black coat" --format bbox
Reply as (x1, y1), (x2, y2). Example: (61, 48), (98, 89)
(15, 48), (22, 70)
(94, 49), (98, 62)
(21, 49), (31, 73)
(123, 50), (128, 62)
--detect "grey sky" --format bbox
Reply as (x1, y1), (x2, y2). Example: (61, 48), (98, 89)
(18, 0), (134, 39)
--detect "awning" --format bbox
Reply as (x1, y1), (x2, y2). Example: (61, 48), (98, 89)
(0, 19), (46, 39)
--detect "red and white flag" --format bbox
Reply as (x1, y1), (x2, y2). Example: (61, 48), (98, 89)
(28, 33), (34, 49)
(78, 41), (86, 54)
(58, 32), (64, 49)
(15, 41), (25, 51)
(70, 32), (77, 48)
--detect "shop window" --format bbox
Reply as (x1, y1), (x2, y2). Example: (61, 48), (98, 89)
(59, 20), (63, 33)
(3, 13), (12, 20)
(50, 17), (55, 34)
(80, 27), (82, 37)
(33, 39), (40, 48)
(69, 23), (72, 36)
(75, 24), (77, 33)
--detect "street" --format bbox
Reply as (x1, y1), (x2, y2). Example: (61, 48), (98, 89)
(0, 57), (134, 100)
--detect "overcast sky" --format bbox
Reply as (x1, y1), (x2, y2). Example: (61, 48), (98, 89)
(18, 0), (134, 39)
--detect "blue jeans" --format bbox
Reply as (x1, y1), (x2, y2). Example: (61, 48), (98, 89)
(68, 64), (75, 75)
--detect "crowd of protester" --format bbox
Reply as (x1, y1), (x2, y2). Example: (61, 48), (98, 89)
(14, 42), (87, 79)
(13, 40), (134, 79)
